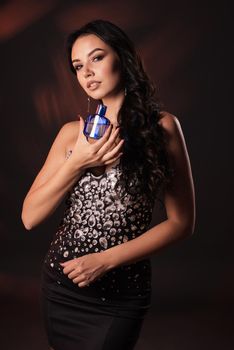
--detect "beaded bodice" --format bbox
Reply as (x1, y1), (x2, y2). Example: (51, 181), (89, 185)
(44, 150), (154, 299)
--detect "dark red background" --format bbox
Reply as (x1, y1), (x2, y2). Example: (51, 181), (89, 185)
(0, 1), (233, 349)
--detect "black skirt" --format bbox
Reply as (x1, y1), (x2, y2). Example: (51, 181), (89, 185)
(40, 265), (151, 350)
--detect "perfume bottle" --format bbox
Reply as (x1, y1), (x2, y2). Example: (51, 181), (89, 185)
(83, 104), (111, 140)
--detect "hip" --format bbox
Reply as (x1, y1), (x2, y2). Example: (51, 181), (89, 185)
(41, 262), (152, 319)
(41, 269), (151, 319)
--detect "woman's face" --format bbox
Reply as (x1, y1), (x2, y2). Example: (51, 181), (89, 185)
(71, 34), (124, 101)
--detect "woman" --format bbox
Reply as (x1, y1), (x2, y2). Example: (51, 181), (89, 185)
(21, 19), (195, 350)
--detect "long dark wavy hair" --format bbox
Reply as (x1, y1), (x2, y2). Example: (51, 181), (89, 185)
(66, 19), (174, 206)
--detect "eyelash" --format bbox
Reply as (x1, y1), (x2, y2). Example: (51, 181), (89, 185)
(74, 55), (104, 71)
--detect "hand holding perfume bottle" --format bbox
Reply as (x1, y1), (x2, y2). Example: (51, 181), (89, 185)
(68, 105), (124, 176)
(83, 104), (111, 141)
(83, 103), (112, 175)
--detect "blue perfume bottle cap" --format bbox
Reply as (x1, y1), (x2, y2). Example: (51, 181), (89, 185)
(96, 104), (107, 117)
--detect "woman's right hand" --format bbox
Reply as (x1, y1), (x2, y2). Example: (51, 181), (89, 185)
(69, 116), (124, 171)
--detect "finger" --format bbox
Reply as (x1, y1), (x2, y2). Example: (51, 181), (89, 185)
(60, 259), (72, 266)
(78, 281), (88, 288)
(108, 133), (121, 152)
(73, 275), (84, 284)
(96, 127), (121, 155)
(63, 262), (78, 275)
(104, 152), (123, 165)
(78, 116), (85, 135)
(108, 126), (121, 143)
(101, 123), (114, 140)
(108, 127), (121, 146)
(73, 275), (87, 285)
(78, 114), (84, 124)
(103, 139), (124, 161)
(92, 124), (113, 150)
(68, 268), (81, 279)
(60, 259), (74, 267)
(63, 266), (72, 275)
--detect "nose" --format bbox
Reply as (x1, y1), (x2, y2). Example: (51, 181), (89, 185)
(83, 62), (94, 79)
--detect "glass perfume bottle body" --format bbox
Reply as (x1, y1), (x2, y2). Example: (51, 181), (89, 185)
(83, 104), (110, 140)
(83, 104), (111, 176)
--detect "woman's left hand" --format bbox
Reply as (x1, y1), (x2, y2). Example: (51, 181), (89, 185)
(59, 252), (110, 288)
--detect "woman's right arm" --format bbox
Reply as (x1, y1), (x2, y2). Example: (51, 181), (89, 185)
(21, 118), (123, 231)
(21, 121), (84, 230)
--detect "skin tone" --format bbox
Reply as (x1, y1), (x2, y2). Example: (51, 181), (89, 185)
(71, 33), (125, 125)
(21, 34), (126, 233)
(60, 35), (196, 288)
(70, 33), (124, 176)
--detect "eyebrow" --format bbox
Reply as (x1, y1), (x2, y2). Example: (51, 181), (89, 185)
(72, 48), (105, 63)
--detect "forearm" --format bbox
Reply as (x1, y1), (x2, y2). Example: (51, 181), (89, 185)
(102, 219), (193, 269)
(22, 157), (85, 230)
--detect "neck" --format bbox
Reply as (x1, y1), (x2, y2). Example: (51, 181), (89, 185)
(101, 90), (125, 125)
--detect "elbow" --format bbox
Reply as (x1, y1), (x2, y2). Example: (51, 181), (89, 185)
(21, 207), (34, 230)
(183, 218), (196, 237)
(188, 212), (196, 236)
(180, 210), (196, 237)
(190, 222), (196, 236)
(185, 226), (195, 237)
(24, 224), (33, 231)
(172, 218), (195, 238)
(21, 215), (33, 230)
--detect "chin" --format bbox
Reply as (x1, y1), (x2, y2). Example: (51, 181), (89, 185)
(89, 92), (106, 101)
(88, 86), (118, 102)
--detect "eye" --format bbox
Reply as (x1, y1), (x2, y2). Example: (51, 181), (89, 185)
(74, 65), (82, 71)
(93, 55), (104, 62)
(73, 55), (104, 72)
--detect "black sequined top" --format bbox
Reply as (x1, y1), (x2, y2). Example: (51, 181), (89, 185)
(43, 150), (155, 302)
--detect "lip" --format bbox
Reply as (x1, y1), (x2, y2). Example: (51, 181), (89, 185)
(87, 80), (101, 89)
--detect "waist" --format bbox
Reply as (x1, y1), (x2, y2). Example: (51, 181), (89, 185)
(41, 265), (151, 320)
(42, 256), (152, 301)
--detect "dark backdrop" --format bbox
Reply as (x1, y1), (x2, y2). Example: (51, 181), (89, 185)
(0, 1), (233, 349)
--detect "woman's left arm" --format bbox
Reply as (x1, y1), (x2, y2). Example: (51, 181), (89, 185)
(103, 112), (196, 269)
(61, 112), (196, 286)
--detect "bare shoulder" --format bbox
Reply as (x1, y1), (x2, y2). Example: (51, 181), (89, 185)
(61, 120), (80, 135)
(158, 111), (181, 133)
(158, 110), (184, 145)
(157, 110), (189, 163)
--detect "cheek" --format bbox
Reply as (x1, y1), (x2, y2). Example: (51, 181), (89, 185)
(77, 75), (86, 89)
(103, 59), (122, 83)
